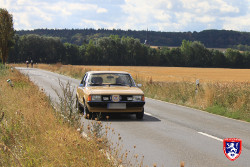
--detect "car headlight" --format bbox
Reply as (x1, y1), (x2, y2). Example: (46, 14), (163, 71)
(133, 95), (144, 101)
(91, 95), (102, 101)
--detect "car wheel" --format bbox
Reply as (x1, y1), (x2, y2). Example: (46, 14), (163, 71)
(136, 108), (144, 120)
(84, 103), (93, 119)
(76, 98), (84, 114)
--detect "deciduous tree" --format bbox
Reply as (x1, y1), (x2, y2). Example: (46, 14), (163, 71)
(0, 8), (14, 64)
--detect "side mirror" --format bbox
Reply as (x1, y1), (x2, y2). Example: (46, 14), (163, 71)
(79, 84), (84, 87)
(137, 84), (142, 87)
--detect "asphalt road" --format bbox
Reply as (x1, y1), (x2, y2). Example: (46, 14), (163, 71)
(17, 67), (250, 167)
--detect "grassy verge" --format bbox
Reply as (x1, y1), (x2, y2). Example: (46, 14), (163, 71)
(140, 81), (250, 122)
(25, 63), (250, 123)
(0, 65), (113, 166)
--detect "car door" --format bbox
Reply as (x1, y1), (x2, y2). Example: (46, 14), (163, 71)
(77, 73), (88, 105)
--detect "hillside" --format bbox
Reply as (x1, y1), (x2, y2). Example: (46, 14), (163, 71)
(16, 29), (250, 48)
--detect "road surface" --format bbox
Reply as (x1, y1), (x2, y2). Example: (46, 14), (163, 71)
(17, 67), (250, 167)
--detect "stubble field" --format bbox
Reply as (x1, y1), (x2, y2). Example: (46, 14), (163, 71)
(73, 65), (250, 83)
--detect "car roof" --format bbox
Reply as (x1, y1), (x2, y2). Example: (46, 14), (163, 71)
(87, 71), (130, 74)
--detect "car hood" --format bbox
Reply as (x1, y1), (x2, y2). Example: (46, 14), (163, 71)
(86, 86), (144, 95)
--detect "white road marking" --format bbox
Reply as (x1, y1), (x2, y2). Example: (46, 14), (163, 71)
(198, 132), (223, 142)
(145, 112), (152, 116)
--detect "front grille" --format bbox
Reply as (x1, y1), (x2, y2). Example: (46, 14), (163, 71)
(101, 95), (133, 102)
(121, 95), (133, 101)
(102, 95), (111, 101)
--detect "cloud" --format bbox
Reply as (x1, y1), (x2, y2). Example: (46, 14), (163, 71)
(0, 0), (11, 9)
(120, 0), (249, 31)
(214, 0), (239, 13)
(121, 0), (174, 30)
(180, 0), (240, 14)
(195, 16), (216, 23)
(97, 8), (108, 14)
(1, 0), (109, 29)
(13, 12), (32, 29)
(44, 2), (108, 16)
(79, 18), (117, 30)
(222, 14), (250, 31)
(1, 0), (250, 31)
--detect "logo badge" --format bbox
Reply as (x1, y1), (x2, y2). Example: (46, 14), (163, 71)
(223, 138), (242, 161)
(112, 95), (120, 102)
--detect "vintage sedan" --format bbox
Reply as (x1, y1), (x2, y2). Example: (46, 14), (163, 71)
(76, 71), (145, 119)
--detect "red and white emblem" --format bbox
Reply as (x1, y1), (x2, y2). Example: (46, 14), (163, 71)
(223, 138), (242, 161)
(112, 95), (120, 102)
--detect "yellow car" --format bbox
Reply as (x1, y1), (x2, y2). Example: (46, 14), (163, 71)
(76, 71), (145, 119)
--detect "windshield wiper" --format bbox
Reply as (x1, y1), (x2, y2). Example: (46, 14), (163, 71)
(109, 83), (129, 86)
(89, 83), (103, 86)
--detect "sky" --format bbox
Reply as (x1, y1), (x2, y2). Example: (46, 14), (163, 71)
(1, 0), (250, 32)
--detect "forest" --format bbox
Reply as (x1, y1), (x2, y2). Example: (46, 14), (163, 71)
(16, 29), (250, 48)
(8, 34), (250, 68)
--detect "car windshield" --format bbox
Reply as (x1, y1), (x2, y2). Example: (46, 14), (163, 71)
(87, 73), (135, 87)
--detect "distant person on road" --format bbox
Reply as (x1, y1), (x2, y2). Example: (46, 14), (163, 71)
(26, 60), (29, 68)
(31, 60), (33, 68)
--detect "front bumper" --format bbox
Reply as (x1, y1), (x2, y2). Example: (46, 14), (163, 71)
(87, 101), (145, 113)
(88, 101), (145, 107)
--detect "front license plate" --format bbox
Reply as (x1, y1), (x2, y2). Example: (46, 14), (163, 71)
(107, 103), (126, 109)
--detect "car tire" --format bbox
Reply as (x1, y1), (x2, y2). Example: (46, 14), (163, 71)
(84, 102), (93, 119)
(136, 108), (144, 120)
(76, 98), (84, 114)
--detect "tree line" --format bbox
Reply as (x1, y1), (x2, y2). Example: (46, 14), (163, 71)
(16, 29), (250, 48)
(8, 34), (250, 68)
(232, 44), (250, 51)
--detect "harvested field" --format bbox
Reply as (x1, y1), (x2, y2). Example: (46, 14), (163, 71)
(71, 66), (250, 83)
(16, 64), (250, 83)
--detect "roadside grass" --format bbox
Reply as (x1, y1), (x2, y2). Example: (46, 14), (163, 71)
(21, 63), (250, 123)
(0, 66), (113, 166)
(140, 80), (250, 122)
